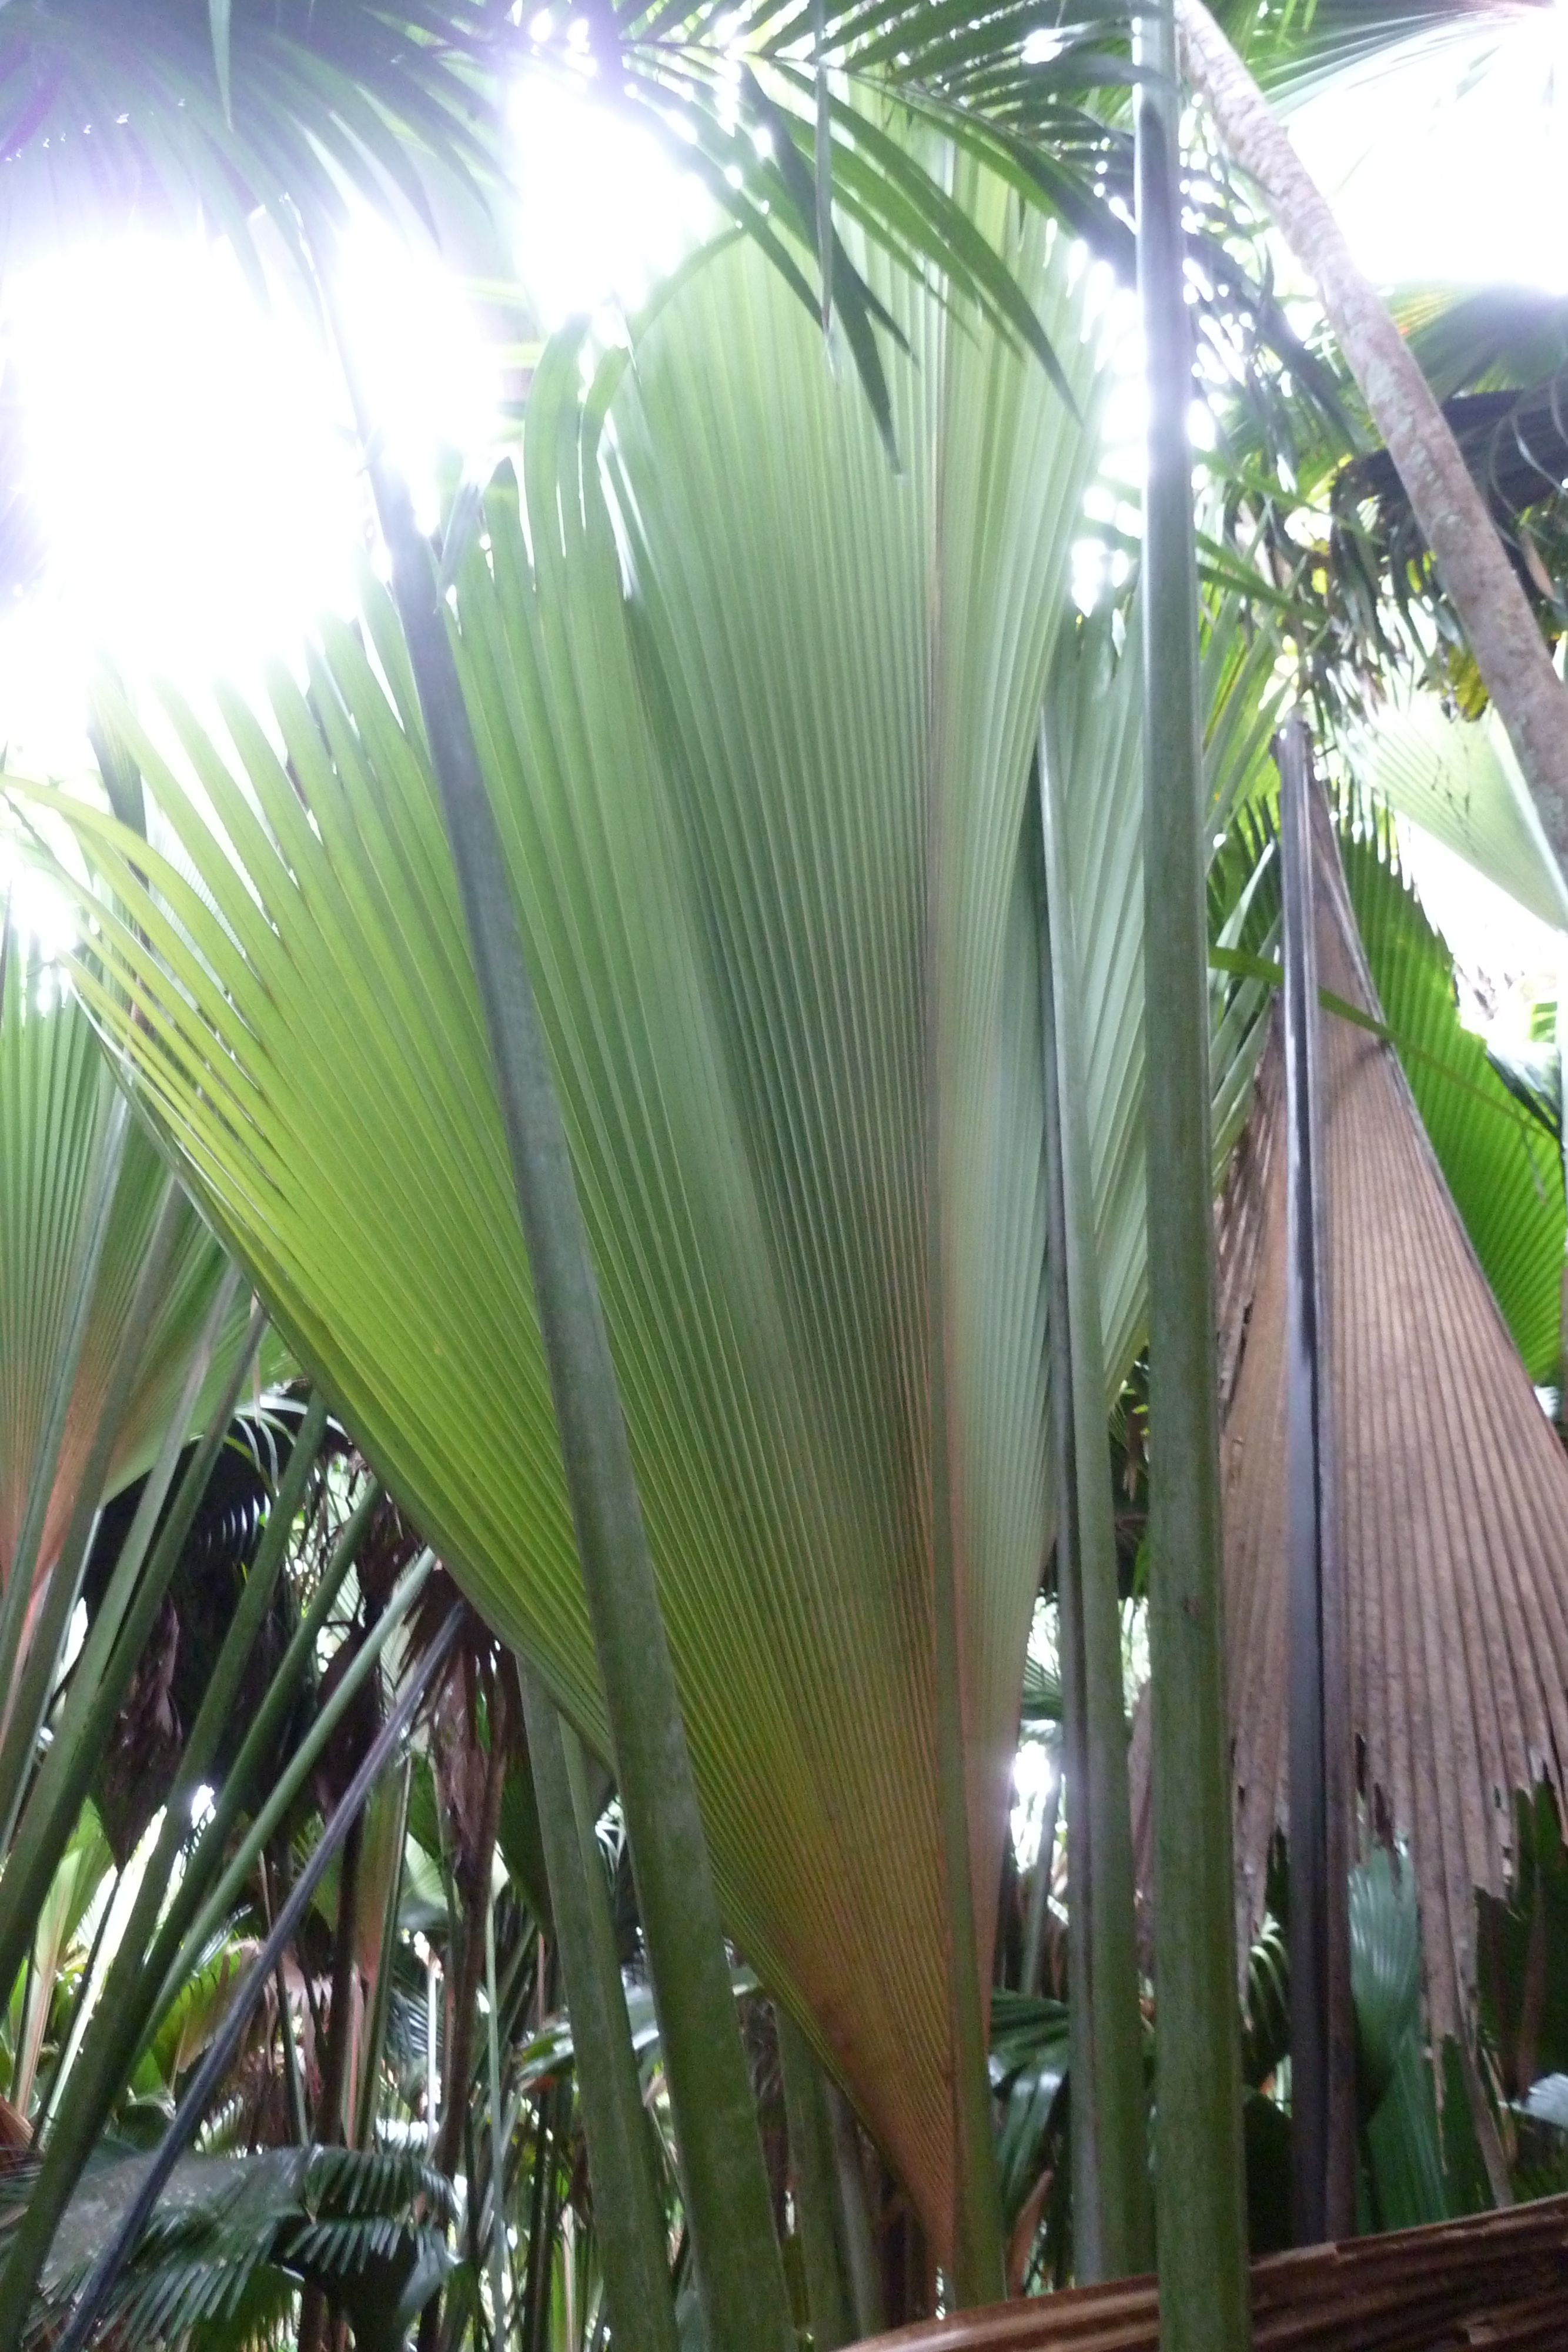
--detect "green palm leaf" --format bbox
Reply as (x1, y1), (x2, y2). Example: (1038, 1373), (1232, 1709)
(0, 941), (283, 1594)
(1047, 595), (1283, 1402)
(1340, 827), (1564, 1385)
(0, 2), (504, 280)
(1203, 0), (1547, 108)
(10, 2144), (455, 2352)
(16, 158), (1280, 2239)
(1352, 697), (1568, 935)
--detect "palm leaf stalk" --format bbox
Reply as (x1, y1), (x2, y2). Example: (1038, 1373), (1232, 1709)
(519, 1662), (678, 2352)
(1176, 0), (1568, 866)
(46, 1600), (467, 2352)
(1042, 846), (1108, 2286)
(1135, 1), (1251, 2344)
(33, 1837), (121, 2136)
(24, 1478), (395, 2164)
(328, 290), (798, 2352)
(8, 1810), (109, 2122)
(1038, 736), (1152, 2280)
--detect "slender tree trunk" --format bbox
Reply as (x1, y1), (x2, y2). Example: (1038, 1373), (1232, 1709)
(299, 1816), (366, 2352)
(777, 2015), (855, 2351)
(416, 1669), (510, 2352)
(318, 1818), (364, 2151)
(1177, 0), (1568, 866)
(925, 791), (1007, 2307)
(825, 2083), (884, 2341)
(1276, 725), (1356, 2243)
(1038, 743), (1154, 2281)
(482, 1890), (510, 2349)
(518, 1665), (678, 2352)
(1136, 2), (1252, 2346)
(1021, 1762), (1060, 2000)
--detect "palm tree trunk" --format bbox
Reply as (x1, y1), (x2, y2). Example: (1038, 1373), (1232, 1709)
(1136, 2), (1252, 2344)
(1038, 752), (1153, 2281)
(298, 1813), (363, 2352)
(825, 2082), (885, 2338)
(1176, 0), (1568, 866)
(777, 2014), (855, 2351)
(417, 1671), (510, 2352)
(319, 1819), (365, 2151)
(518, 1665), (678, 2352)
(1276, 724), (1356, 2243)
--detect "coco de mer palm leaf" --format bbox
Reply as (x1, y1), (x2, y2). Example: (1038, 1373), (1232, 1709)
(0, 944), (280, 1591)
(24, 177), (1106, 2242)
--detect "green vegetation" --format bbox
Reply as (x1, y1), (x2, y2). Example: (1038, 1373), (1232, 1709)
(0, 1), (1566, 2347)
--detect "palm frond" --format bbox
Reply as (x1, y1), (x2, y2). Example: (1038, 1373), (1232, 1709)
(1351, 699), (1568, 932)
(7, 2144), (454, 2352)
(0, 1), (506, 282)
(987, 1991), (1069, 2233)
(16, 169), (1097, 2242)
(1205, 0), (1549, 109)
(1046, 592), (1285, 1404)
(12, 144), (1284, 2243)
(0, 937), (285, 1593)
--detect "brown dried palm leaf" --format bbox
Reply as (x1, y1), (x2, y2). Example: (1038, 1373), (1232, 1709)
(1213, 790), (1568, 2044)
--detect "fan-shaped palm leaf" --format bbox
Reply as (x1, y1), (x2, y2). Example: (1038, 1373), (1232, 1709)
(0, 942), (282, 1597)
(14, 165), (1281, 2244)
(1047, 597), (1282, 1409)
(0, 0), (1137, 468)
